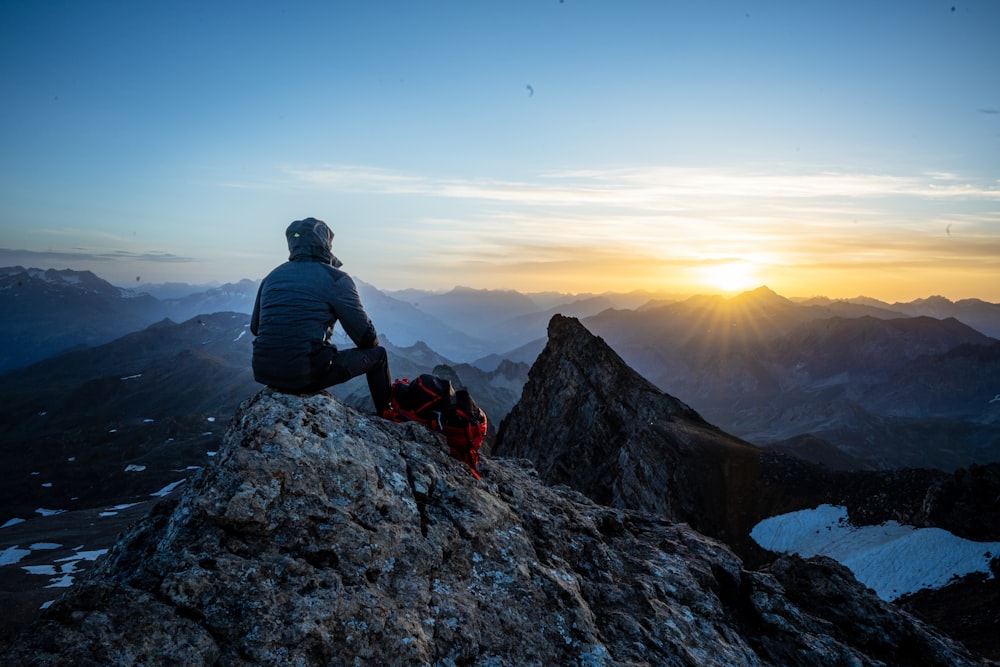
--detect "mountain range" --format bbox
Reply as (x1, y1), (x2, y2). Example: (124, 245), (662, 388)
(0, 309), (526, 522)
(0, 267), (259, 374)
(2, 313), (998, 663)
(3, 265), (1000, 659)
(4, 266), (999, 473)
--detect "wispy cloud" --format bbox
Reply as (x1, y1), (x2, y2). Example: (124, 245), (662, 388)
(281, 163), (1000, 205)
(0, 247), (201, 265)
(323, 163), (999, 298)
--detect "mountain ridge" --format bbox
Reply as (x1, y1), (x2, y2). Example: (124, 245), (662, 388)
(2, 388), (988, 666)
(3, 312), (999, 661)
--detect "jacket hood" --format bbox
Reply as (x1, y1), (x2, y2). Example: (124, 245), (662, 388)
(285, 218), (343, 267)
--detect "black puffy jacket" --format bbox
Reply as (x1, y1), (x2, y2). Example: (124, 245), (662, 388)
(250, 218), (378, 391)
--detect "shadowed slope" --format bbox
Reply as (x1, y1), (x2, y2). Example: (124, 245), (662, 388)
(494, 315), (774, 555)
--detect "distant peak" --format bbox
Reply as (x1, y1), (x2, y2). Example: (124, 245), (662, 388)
(738, 285), (779, 298)
(909, 295), (954, 306)
(729, 285), (792, 306)
(448, 285), (520, 296)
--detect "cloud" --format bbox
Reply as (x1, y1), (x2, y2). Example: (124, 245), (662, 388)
(0, 247), (201, 265)
(282, 163), (1000, 206)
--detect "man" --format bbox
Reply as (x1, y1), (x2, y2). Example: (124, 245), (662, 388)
(250, 217), (392, 415)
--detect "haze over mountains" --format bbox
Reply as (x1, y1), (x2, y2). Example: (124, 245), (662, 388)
(3, 265), (999, 473)
(3, 265), (1000, 661)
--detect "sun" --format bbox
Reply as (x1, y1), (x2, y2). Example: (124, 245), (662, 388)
(701, 261), (759, 292)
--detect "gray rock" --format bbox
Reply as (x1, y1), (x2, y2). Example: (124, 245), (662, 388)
(3, 389), (986, 665)
(494, 314), (774, 558)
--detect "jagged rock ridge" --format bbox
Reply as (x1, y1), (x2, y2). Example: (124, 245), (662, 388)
(3, 390), (984, 665)
(494, 314), (772, 557)
(494, 315), (1000, 659)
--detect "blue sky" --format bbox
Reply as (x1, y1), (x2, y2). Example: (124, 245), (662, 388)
(1, 1), (998, 300)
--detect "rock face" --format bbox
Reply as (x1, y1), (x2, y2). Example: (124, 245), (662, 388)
(3, 388), (986, 666)
(493, 316), (1000, 558)
(493, 315), (780, 559)
(493, 315), (1000, 659)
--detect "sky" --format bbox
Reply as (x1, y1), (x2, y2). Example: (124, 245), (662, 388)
(1, 1), (998, 301)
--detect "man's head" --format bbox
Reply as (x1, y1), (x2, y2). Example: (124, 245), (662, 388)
(285, 217), (343, 267)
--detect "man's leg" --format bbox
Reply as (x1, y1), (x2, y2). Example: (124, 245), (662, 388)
(327, 346), (392, 414)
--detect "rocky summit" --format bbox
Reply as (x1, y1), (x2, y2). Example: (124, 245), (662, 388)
(3, 387), (986, 665)
(493, 314), (1000, 658)
(494, 315), (768, 553)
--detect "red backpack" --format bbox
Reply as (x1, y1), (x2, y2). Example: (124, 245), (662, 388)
(386, 374), (488, 479)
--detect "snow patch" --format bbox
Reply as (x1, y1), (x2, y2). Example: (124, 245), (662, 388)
(24, 548), (111, 589)
(233, 329), (247, 342)
(34, 508), (67, 517)
(45, 574), (76, 588)
(30, 543), (61, 550)
(1, 518), (26, 528)
(0, 546), (31, 565)
(151, 479), (186, 497)
(120, 373), (143, 380)
(111, 502), (140, 510)
(124, 464), (146, 472)
(751, 504), (1000, 601)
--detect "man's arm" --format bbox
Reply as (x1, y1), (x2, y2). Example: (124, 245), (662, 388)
(332, 274), (379, 348)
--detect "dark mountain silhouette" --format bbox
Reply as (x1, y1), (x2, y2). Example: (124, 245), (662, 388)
(2, 388), (989, 665)
(0, 266), (163, 373)
(494, 315), (1000, 658)
(494, 314), (766, 552)
(575, 289), (1000, 471)
(890, 295), (1000, 339)
(0, 268), (260, 375)
(794, 295), (909, 319)
(796, 294), (1000, 339)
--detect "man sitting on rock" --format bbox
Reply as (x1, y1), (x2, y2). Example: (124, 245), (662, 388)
(250, 217), (392, 415)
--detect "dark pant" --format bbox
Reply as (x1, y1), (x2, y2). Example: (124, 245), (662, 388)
(311, 345), (392, 414)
